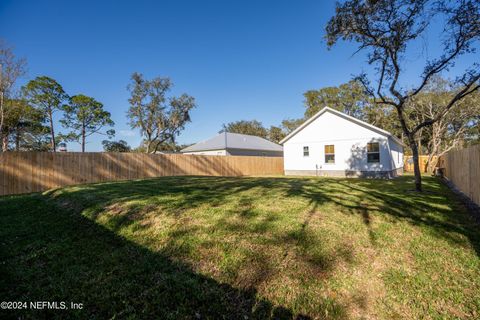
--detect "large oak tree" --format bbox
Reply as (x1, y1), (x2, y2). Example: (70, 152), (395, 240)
(127, 73), (196, 153)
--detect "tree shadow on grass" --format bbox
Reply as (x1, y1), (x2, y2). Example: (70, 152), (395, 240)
(44, 174), (480, 259)
(278, 175), (480, 257)
(348, 178), (479, 253)
(6, 174), (477, 319)
(46, 177), (352, 278)
(0, 193), (329, 320)
(43, 173), (480, 267)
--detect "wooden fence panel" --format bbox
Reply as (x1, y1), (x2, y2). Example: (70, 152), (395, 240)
(442, 144), (480, 206)
(403, 155), (437, 173)
(0, 152), (284, 196)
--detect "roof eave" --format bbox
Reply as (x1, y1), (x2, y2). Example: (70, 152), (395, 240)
(280, 106), (402, 146)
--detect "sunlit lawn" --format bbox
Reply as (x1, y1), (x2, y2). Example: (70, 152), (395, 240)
(1, 174), (479, 319)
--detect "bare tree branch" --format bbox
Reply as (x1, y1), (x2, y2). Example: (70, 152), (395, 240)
(413, 77), (480, 134)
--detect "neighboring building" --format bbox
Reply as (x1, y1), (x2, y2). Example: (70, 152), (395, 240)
(181, 132), (283, 157)
(58, 142), (67, 152)
(280, 107), (404, 178)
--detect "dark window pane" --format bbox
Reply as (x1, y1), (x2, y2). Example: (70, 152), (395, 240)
(303, 146), (309, 156)
(325, 154), (335, 163)
(367, 153), (380, 163)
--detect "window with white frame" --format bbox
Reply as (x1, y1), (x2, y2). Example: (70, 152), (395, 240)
(303, 146), (309, 157)
(324, 145), (335, 163)
(367, 142), (380, 163)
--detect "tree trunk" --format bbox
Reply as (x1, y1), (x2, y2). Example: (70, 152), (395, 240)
(426, 138), (440, 174)
(408, 134), (422, 191)
(394, 105), (423, 191)
(2, 134), (8, 152)
(81, 125), (86, 152)
(48, 110), (56, 152)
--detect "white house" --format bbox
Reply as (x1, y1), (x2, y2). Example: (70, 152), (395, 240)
(181, 132), (283, 157)
(280, 107), (404, 178)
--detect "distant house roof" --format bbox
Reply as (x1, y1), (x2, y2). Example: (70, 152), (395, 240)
(279, 106), (404, 146)
(181, 132), (283, 153)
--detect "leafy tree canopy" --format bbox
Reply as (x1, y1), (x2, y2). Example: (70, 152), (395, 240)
(22, 76), (68, 151)
(127, 72), (196, 153)
(61, 94), (114, 152)
(268, 125), (285, 143)
(102, 140), (131, 153)
(304, 79), (372, 119)
(1, 98), (50, 151)
(220, 120), (269, 139)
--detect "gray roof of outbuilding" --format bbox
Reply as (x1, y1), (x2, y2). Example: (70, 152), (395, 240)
(181, 132), (283, 152)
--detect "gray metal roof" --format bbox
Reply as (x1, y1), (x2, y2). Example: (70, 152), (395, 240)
(181, 132), (283, 152)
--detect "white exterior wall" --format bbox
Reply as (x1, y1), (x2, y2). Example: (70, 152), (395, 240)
(388, 137), (404, 170)
(183, 148), (282, 157)
(283, 111), (403, 174)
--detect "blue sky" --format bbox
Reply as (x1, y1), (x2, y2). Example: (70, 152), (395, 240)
(1, 0), (477, 151)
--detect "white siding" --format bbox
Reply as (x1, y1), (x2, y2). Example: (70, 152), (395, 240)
(283, 110), (403, 173)
(183, 148), (282, 157)
(388, 137), (404, 170)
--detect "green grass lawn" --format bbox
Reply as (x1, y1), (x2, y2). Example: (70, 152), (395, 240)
(1, 175), (479, 319)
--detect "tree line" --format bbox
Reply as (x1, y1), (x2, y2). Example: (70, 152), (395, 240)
(0, 43), (115, 152)
(0, 42), (196, 153)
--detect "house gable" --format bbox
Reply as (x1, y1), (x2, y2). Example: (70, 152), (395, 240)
(280, 107), (402, 145)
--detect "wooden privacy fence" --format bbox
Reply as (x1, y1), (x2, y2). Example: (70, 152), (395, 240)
(0, 152), (284, 196)
(441, 144), (480, 206)
(403, 155), (438, 173)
